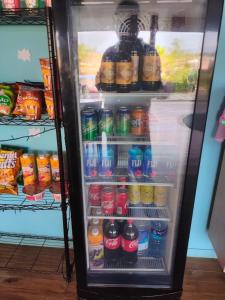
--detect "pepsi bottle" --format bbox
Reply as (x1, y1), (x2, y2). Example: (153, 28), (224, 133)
(104, 219), (121, 264)
(121, 220), (139, 265)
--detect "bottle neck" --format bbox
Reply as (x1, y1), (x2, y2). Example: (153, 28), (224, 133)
(150, 30), (156, 49)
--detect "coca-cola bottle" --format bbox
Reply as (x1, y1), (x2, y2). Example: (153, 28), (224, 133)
(121, 220), (139, 265)
(103, 219), (121, 264)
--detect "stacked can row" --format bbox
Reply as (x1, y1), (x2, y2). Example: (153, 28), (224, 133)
(82, 106), (148, 140)
(89, 185), (168, 216)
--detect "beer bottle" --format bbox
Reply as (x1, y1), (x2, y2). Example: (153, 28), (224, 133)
(100, 45), (117, 92)
(142, 15), (161, 91)
(116, 38), (132, 93)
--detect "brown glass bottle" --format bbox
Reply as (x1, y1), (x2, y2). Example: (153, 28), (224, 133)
(142, 15), (162, 91)
(100, 46), (117, 92)
(116, 39), (133, 93)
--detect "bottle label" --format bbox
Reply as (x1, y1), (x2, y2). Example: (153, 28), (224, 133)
(100, 62), (115, 84)
(143, 55), (161, 82)
(131, 54), (139, 83)
(138, 230), (149, 252)
(116, 62), (132, 85)
(104, 236), (121, 250)
(121, 237), (138, 252)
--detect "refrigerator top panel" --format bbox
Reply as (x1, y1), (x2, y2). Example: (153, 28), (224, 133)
(66, 0), (208, 288)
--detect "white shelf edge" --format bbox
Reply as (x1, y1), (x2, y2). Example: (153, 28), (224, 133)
(90, 267), (166, 272)
(85, 181), (174, 187)
(87, 215), (170, 221)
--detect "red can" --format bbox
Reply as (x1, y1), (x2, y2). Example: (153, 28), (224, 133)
(101, 187), (115, 215)
(115, 188), (128, 216)
(88, 185), (101, 206)
(3, 0), (20, 9)
(118, 176), (127, 189)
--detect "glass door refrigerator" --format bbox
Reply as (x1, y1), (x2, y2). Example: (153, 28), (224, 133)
(50, 0), (224, 299)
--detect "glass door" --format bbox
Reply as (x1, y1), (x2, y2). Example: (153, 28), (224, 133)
(69, 0), (207, 287)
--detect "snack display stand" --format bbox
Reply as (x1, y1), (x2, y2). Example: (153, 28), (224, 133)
(0, 7), (73, 282)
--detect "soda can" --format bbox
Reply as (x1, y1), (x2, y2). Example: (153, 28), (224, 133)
(36, 154), (51, 186)
(84, 144), (98, 178)
(131, 106), (146, 136)
(118, 176), (127, 189)
(88, 185), (101, 206)
(98, 145), (115, 177)
(115, 188), (128, 216)
(116, 106), (131, 136)
(20, 153), (37, 186)
(141, 186), (154, 206)
(25, 0), (40, 8)
(101, 187), (115, 215)
(50, 154), (60, 182)
(128, 146), (143, 179)
(2, 0), (20, 9)
(99, 109), (113, 136)
(154, 186), (168, 207)
(128, 185), (141, 206)
(81, 108), (98, 141)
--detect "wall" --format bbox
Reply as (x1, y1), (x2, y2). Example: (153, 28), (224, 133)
(0, 25), (65, 238)
(187, 5), (225, 258)
(0, 10), (225, 255)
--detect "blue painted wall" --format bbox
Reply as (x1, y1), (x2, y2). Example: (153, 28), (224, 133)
(187, 5), (225, 258)
(0, 10), (225, 255)
(0, 25), (65, 238)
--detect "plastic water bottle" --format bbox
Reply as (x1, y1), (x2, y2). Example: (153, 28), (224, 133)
(135, 221), (150, 257)
(149, 221), (168, 258)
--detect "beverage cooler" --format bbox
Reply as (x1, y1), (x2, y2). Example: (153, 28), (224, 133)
(50, 0), (223, 299)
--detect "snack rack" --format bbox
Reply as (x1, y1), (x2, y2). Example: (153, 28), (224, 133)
(0, 8), (73, 282)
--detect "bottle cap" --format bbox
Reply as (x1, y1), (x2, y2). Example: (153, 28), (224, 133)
(127, 220), (133, 225)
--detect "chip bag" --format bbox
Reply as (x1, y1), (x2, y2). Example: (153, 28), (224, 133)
(0, 150), (20, 195)
(0, 85), (15, 116)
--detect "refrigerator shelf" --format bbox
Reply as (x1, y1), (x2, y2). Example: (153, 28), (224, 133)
(90, 257), (166, 273)
(87, 205), (170, 221)
(80, 91), (195, 105)
(85, 175), (175, 187)
(83, 136), (174, 146)
(0, 115), (55, 127)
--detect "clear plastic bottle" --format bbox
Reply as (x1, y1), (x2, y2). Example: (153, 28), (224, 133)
(149, 221), (168, 258)
(135, 221), (150, 257)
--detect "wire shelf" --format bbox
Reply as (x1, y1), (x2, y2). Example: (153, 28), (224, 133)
(88, 205), (170, 221)
(0, 8), (46, 25)
(0, 115), (55, 127)
(91, 257), (166, 272)
(0, 185), (62, 211)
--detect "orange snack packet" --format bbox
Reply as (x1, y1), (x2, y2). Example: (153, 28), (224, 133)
(36, 154), (51, 187)
(21, 88), (43, 120)
(44, 90), (55, 119)
(20, 153), (37, 186)
(40, 58), (52, 91)
(0, 150), (20, 195)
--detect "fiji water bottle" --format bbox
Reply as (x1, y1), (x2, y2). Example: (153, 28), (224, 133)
(98, 145), (115, 177)
(128, 146), (143, 180)
(149, 221), (168, 258)
(143, 146), (153, 178)
(84, 144), (98, 178)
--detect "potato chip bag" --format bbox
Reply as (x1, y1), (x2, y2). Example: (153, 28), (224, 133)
(0, 150), (20, 195)
(0, 85), (15, 116)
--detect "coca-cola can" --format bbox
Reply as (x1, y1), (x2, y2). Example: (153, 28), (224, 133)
(118, 176), (127, 189)
(116, 188), (128, 216)
(88, 185), (101, 206)
(101, 187), (115, 215)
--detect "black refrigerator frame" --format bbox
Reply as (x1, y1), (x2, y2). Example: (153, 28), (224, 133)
(50, 0), (224, 298)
